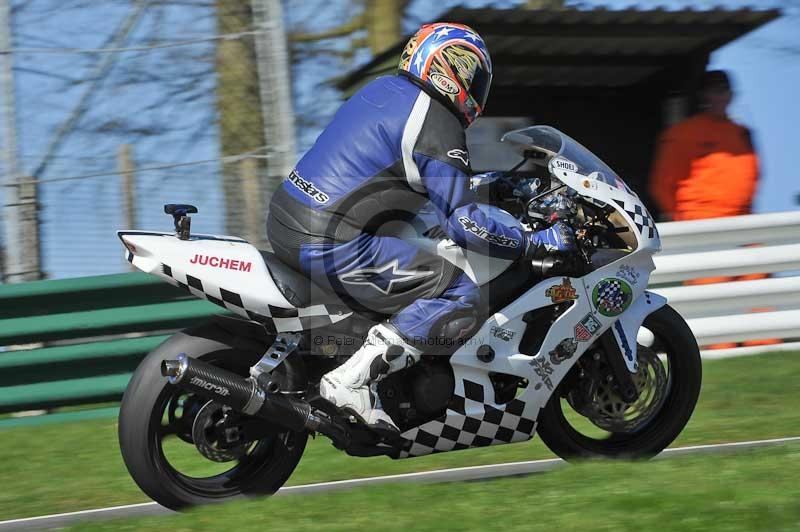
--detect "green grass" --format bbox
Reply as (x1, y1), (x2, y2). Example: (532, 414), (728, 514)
(1, 352), (798, 521)
(71, 442), (800, 532)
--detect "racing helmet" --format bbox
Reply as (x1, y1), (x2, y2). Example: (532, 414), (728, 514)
(398, 22), (493, 126)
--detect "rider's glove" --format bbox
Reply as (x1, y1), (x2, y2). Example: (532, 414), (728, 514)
(525, 221), (576, 259)
(470, 171), (506, 186)
(471, 171), (513, 202)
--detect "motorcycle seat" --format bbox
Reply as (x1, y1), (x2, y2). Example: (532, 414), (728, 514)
(259, 250), (343, 308)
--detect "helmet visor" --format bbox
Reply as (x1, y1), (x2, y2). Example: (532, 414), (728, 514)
(468, 62), (492, 111)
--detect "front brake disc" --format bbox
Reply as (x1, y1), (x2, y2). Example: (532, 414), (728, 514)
(569, 346), (669, 433)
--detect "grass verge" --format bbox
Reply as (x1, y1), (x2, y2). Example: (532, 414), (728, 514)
(1, 351), (798, 521)
(71, 442), (800, 531)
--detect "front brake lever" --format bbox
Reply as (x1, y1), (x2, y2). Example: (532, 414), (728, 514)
(575, 229), (594, 269)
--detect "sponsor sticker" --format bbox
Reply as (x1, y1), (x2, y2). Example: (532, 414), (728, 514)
(490, 326), (515, 342)
(613, 321), (634, 363)
(553, 158), (579, 173)
(530, 356), (554, 391)
(430, 73), (460, 95)
(190, 254), (252, 272)
(545, 278), (578, 304)
(574, 313), (602, 342)
(189, 376), (231, 396)
(549, 338), (578, 365)
(592, 278), (633, 317)
(616, 264), (641, 286)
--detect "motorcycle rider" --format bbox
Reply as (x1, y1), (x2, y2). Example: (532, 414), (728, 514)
(268, 22), (575, 434)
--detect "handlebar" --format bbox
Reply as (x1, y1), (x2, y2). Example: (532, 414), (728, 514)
(530, 231), (592, 278)
(530, 255), (576, 278)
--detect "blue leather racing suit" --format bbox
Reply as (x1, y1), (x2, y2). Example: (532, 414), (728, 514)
(267, 74), (528, 345)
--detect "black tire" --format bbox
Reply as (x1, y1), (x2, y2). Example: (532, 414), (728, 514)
(537, 304), (701, 460)
(119, 323), (308, 510)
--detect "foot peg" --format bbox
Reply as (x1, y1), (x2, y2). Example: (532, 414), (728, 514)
(366, 419), (403, 443)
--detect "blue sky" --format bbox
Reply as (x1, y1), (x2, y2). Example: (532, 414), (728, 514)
(0, 0), (797, 279)
(706, 2), (800, 213)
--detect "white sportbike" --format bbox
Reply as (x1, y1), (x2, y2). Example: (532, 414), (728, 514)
(118, 126), (701, 509)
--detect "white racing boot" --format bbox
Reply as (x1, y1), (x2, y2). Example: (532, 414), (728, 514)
(319, 323), (421, 433)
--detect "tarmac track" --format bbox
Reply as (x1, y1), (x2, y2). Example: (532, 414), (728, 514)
(1, 436), (798, 531)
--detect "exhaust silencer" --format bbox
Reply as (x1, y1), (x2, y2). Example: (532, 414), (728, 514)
(161, 354), (348, 443)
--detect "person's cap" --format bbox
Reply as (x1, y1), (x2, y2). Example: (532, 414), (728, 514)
(701, 70), (732, 92)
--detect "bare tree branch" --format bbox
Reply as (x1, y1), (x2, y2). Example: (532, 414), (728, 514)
(289, 14), (365, 42)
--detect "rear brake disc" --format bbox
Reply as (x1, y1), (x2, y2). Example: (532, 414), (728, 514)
(191, 401), (249, 463)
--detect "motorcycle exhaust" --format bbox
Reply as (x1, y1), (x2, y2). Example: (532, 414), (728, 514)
(161, 354), (349, 445)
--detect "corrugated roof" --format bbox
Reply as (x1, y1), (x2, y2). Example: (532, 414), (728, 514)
(338, 6), (780, 90)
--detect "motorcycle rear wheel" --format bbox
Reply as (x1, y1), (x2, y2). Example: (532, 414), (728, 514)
(536, 304), (701, 460)
(118, 324), (308, 510)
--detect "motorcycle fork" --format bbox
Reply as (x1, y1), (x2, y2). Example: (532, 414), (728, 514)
(599, 329), (640, 403)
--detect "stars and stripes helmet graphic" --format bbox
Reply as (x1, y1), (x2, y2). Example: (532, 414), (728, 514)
(398, 22), (493, 126)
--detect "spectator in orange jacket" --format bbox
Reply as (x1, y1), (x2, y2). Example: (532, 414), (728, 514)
(650, 70), (759, 221)
(650, 70), (777, 348)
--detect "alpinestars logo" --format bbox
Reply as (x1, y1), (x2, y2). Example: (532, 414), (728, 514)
(339, 259), (435, 295)
(287, 170), (329, 204)
(458, 217), (520, 248)
(447, 149), (470, 166)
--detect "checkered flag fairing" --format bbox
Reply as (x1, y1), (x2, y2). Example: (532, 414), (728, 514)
(614, 198), (658, 239)
(155, 261), (352, 333)
(397, 378), (537, 458)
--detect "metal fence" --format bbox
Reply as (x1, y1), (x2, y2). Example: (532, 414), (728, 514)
(0, 0), (347, 282)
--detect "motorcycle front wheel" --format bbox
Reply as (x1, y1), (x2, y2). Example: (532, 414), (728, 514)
(536, 304), (702, 460)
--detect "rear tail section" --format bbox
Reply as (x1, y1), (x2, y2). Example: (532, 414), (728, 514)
(117, 230), (352, 333)
(118, 230), (293, 312)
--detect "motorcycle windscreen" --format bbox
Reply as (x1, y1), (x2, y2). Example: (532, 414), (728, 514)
(503, 125), (634, 195)
(554, 130), (636, 196)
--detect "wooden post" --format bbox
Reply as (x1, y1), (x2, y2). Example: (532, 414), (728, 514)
(2, 0), (42, 282)
(526, 0), (565, 8)
(240, 157), (264, 248)
(365, 0), (402, 55)
(118, 144), (136, 229)
(17, 177), (42, 280)
(251, 0), (296, 226)
(216, 0), (266, 237)
(118, 144), (136, 270)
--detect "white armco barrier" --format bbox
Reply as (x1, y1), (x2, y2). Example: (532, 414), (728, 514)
(651, 244), (800, 284)
(685, 310), (800, 345)
(653, 277), (800, 318)
(650, 210), (800, 356)
(657, 210), (800, 254)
